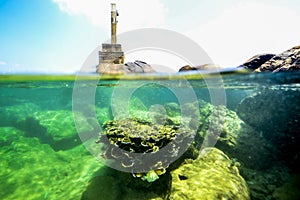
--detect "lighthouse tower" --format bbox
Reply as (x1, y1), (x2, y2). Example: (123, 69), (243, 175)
(111, 3), (117, 44)
(97, 3), (124, 73)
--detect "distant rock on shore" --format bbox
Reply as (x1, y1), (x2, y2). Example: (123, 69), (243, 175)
(178, 64), (222, 72)
(238, 54), (276, 70)
(178, 45), (300, 73)
(239, 46), (300, 72)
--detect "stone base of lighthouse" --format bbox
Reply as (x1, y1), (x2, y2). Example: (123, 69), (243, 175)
(96, 43), (125, 74)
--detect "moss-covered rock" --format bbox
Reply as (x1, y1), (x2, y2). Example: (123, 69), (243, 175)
(0, 127), (101, 200)
(166, 100), (238, 148)
(0, 126), (25, 146)
(33, 111), (90, 142)
(191, 100), (274, 170)
(0, 103), (40, 127)
(0, 104), (90, 151)
(169, 148), (250, 200)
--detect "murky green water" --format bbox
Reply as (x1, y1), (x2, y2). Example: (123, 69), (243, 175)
(0, 72), (299, 200)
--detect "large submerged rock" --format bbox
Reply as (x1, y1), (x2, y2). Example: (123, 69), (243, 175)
(170, 148), (250, 200)
(237, 88), (300, 170)
(0, 103), (40, 127)
(0, 127), (100, 200)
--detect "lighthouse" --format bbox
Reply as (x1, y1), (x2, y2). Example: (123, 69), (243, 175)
(96, 3), (154, 74)
(96, 3), (125, 74)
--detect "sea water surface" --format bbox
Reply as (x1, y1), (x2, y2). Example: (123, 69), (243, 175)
(0, 71), (299, 200)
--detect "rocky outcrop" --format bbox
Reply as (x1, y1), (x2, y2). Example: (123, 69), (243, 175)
(97, 60), (155, 74)
(255, 46), (300, 72)
(237, 46), (300, 72)
(178, 64), (222, 72)
(125, 60), (155, 73)
(237, 89), (300, 170)
(178, 65), (198, 72)
(238, 54), (275, 70)
(170, 148), (250, 200)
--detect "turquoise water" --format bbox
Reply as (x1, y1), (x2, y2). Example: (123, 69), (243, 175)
(0, 72), (299, 199)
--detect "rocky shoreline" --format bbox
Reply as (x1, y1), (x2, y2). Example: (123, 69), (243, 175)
(179, 45), (300, 73)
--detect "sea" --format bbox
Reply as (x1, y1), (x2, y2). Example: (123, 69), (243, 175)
(0, 71), (299, 200)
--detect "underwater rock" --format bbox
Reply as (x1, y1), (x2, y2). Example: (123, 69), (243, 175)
(255, 45), (300, 72)
(237, 88), (300, 170)
(20, 110), (96, 150)
(169, 147), (250, 200)
(230, 125), (276, 170)
(0, 127), (100, 200)
(33, 111), (92, 141)
(155, 99), (272, 170)
(238, 53), (276, 70)
(192, 101), (242, 151)
(0, 126), (25, 146)
(272, 173), (300, 200)
(198, 105), (239, 147)
(81, 175), (120, 200)
(183, 99), (274, 170)
(240, 165), (292, 200)
(82, 166), (170, 200)
(0, 103), (40, 127)
(97, 118), (194, 181)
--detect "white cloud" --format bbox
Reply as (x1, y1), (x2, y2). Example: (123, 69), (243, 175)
(52, 0), (168, 32)
(186, 2), (300, 67)
(0, 61), (7, 65)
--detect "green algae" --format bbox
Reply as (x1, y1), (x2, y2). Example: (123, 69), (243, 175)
(0, 127), (102, 200)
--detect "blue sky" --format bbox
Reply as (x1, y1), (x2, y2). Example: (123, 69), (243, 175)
(0, 0), (300, 73)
